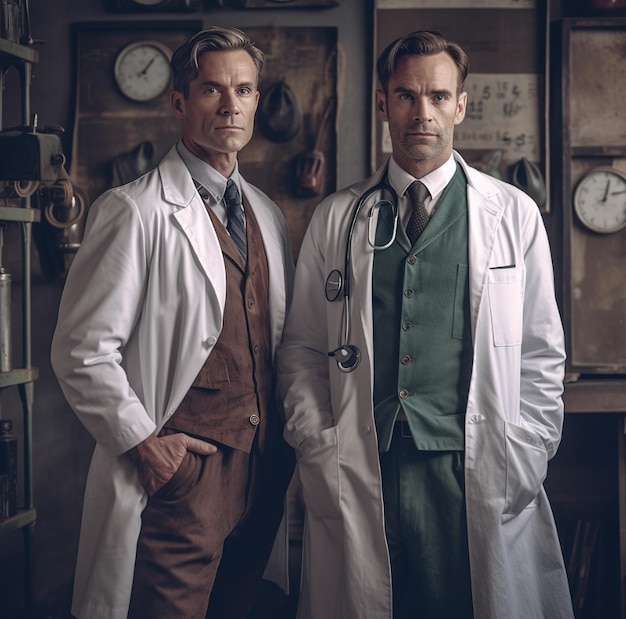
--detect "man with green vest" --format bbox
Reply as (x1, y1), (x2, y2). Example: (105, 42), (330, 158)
(278, 30), (573, 619)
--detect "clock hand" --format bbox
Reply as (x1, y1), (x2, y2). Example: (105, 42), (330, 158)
(138, 57), (155, 77)
(609, 190), (626, 196)
(601, 179), (610, 202)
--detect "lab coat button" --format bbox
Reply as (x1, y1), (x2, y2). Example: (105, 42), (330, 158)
(249, 414), (260, 426)
(363, 425), (372, 434)
(207, 336), (217, 346)
(402, 321), (413, 331)
(401, 355), (411, 365)
(469, 413), (485, 424)
(407, 255), (417, 265)
(404, 289), (414, 298)
(399, 389), (409, 399)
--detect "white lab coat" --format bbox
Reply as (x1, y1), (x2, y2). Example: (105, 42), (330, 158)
(51, 146), (294, 619)
(277, 152), (573, 619)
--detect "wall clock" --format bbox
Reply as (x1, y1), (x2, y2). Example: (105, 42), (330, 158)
(114, 40), (172, 102)
(573, 166), (626, 234)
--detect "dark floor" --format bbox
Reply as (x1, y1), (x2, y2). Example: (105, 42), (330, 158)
(5, 579), (297, 619)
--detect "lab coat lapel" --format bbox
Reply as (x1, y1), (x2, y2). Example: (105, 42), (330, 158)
(160, 148), (227, 312)
(465, 175), (504, 336)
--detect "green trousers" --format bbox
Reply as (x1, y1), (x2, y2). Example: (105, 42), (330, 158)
(379, 423), (474, 619)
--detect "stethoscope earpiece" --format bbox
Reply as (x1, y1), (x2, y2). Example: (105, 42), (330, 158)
(328, 345), (362, 373)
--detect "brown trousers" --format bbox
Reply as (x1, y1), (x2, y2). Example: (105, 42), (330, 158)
(127, 430), (293, 619)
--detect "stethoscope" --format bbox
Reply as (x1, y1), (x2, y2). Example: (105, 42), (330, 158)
(325, 174), (399, 372)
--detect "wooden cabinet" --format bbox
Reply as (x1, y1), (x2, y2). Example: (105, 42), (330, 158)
(554, 17), (626, 618)
(558, 17), (626, 377)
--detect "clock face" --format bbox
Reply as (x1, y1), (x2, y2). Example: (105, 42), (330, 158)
(573, 167), (626, 234)
(114, 41), (172, 103)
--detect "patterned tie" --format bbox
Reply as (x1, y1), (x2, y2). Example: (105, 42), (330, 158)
(405, 180), (430, 245)
(223, 179), (247, 261)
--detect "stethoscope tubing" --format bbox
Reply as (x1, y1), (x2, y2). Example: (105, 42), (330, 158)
(325, 175), (399, 372)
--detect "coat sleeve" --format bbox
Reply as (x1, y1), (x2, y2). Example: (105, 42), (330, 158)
(518, 196), (566, 459)
(51, 187), (156, 457)
(277, 199), (338, 450)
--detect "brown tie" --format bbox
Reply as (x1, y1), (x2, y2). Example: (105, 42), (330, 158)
(405, 180), (430, 245)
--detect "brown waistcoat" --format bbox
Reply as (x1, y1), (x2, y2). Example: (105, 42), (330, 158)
(164, 196), (277, 453)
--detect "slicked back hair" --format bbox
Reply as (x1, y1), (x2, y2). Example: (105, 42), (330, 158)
(171, 26), (265, 98)
(376, 30), (469, 96)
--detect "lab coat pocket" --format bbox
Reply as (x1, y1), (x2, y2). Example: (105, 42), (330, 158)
(504, 421), (547, 515)
(297, 426), (341, 521)
(487, 267), (523, 346)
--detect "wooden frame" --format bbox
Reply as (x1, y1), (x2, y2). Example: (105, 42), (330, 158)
(70, 20), (203, 208)
(559, 17), (626, 376)
(372, 0), (550, 211)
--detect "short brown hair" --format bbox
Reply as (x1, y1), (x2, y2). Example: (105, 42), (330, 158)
(376, 30), (469, 96)
(171, 26), (265, 98)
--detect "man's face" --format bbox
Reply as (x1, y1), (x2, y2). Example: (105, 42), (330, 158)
(171, 49), (260, 174)
(376, 52), (467, 176)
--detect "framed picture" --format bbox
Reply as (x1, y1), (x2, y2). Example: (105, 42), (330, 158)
(70, 21), (203, 207)
(372, 0), (550, 211)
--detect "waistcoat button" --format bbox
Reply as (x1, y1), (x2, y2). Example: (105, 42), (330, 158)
(249, 414), (260, 426)
(401, 355), (411, 365)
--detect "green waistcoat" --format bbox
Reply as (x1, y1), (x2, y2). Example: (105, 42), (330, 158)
(372, 164), (473, 452)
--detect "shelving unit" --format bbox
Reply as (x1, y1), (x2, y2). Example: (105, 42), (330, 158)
(0, 35), (40, 611)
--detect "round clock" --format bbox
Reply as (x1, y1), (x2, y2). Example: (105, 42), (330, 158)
(114, 40), (172, 103)
(573, 166), (626, 234)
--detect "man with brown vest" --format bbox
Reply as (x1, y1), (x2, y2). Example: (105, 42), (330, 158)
(51, 27), (295, 619)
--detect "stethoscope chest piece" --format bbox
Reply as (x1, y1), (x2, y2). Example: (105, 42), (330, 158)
(325, 269), (343, 302)
(328, 344), (361, 372)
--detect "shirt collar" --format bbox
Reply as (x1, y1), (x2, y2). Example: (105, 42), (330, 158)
(387, 154), (456, 201)
(176, 140), (242, 203)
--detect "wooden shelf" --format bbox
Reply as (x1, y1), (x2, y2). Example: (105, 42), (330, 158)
(0, 206), (40, 224)
(564, 378), (626, 414)
(571, 145), (626, 158)
(0, 368), (38, 389)
(0, 508), (36, 536)
(0, 38), (38, 66)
